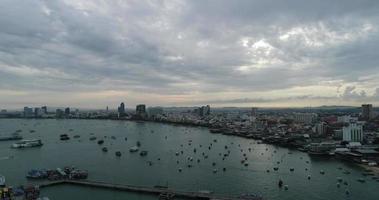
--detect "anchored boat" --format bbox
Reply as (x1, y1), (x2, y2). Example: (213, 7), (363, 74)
(11, 139), (43, 148)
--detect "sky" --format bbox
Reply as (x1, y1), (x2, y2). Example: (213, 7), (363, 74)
(1, 0), (379, 109)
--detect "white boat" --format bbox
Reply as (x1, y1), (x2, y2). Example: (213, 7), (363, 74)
(0, 175), (5, 187)
(129, 146), (139, 152)
(12, 139), (43, 148)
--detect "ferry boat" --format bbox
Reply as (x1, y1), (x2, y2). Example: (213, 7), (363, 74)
(11, 139), (43, 148)
(0, 175), (5, 187)
(0, 133), (23, 141)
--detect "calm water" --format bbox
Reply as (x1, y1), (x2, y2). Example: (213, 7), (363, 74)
(0, 119), (378, 200)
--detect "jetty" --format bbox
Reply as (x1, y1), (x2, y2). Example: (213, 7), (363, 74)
(37, 179), (262, 200)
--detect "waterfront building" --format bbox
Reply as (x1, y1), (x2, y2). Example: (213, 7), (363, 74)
(56, 109), (64, 118)
(342, 123), (363, 142)
(23, 107), (34, 118)
(118, 102), (126, 117)
(194, 105), (211, 117)
(34, 107), (43, 118)
(135, 104), (147, 119)
(41, 106), (48, 114)
(64, 107), (70, 117)
(361, 104), (373, 121)
(293, 112), (317, 124)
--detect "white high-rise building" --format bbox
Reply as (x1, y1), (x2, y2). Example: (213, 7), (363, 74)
(342, 123), (363, 142)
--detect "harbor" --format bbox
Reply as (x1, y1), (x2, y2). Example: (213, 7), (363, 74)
(1, 119), (379, 200)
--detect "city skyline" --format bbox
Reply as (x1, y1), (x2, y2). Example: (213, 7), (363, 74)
(1, 0), (379, 108)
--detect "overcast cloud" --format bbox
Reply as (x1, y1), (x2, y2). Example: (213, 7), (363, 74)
(0, 0), (379, 109)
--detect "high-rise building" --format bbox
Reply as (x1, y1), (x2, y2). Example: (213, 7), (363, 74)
(34, 107), (43, 118)
(362, 104), (373, 121)
(118, 102), (126, 115)
(64, 107), (70, 117)
(136, 104), (146, 116)
(315, 122), (327, 135)
(23, 107), (34, 118)
(342, 123), (363, 142)
(41, 106), (48, 114)
(56, 109), (64, 118)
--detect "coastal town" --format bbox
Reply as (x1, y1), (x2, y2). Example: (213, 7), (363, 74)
(1, 103), (379, 171)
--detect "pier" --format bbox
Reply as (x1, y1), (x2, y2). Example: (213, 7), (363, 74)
(37, 180), (262, 200)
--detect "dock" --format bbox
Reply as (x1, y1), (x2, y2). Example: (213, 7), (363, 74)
(37, 179), (262, 200)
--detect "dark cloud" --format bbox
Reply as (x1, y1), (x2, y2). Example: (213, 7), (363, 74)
(0, 0), (379, 108)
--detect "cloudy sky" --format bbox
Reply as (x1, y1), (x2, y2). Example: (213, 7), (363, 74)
(1, 0), (379, 109)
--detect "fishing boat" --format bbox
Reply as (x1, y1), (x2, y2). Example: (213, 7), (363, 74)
(0, 133), (23, 141)
(0, 175), (5, 187)
(12, 139), (43, 148)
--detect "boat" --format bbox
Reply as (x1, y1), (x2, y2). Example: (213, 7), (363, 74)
(357, 178), (366, 183)
(89, 137), (97, 141)
(102, 147), (108, 152)
(97, 140), (104, 145)
(136, 141), (141, 147)
(115, 151), (122, 157)
(0, 133), (23, 141)
(0, 175), (5, 187)
(60, 134), (70, 141)
(130, 146), (139, 153)
(12, 139), (43, 148)
(73, 135), (80, 138)
(140, 150), (148, 156)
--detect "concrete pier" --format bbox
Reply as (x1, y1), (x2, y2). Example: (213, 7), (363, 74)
(37, 180), (262, 200)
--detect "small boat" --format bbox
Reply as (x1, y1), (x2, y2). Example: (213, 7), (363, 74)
(290, 168), (294, 172)
(89, 137), (97, 141)
(0, 175), (5, 187)
(115, 151), (122, 157)
(320, 170), (325, 175)
(357, 178), (366, 183)
(278, 179), (283, 188)
(140, 151), (148, 156)
(97, 140), (104, 145)
(73, 135), (80, 138)
(12, 139), (43, 148)
(136, 141), (141, 147)
(60, 134), (70, 141)
(102, 147), (108, 152)
(213, 169), (218, 173)
(129, 146), (139, 153)
(273, 167), (279, 171)
(284, 185), (289, 190)
(307, 175), (311, 180)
